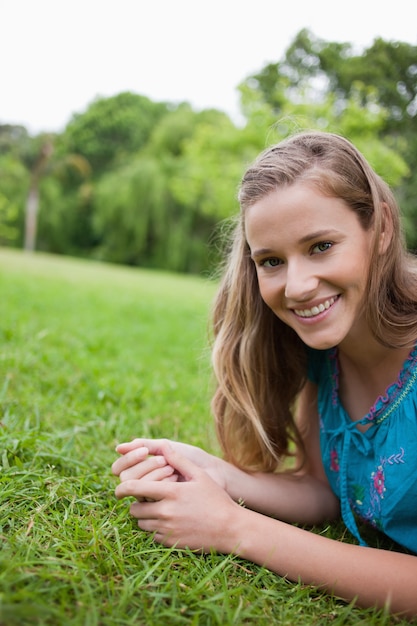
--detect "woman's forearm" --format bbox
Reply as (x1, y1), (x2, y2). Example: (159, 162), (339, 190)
(228, 506), (417, 619)
(220, 459), (340, 525)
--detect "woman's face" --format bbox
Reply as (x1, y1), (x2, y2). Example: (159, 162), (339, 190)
(245, 181), (374, 351)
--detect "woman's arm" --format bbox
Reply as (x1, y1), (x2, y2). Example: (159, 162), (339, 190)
(115, 443), (417, 619)
(222, 380), (339, 524)
(232, 501), (417, 618)
(113, 439), (338, 524)
(113, 382), (339, 525)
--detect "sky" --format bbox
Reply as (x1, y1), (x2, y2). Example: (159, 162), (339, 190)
(2, 0), (416, 135)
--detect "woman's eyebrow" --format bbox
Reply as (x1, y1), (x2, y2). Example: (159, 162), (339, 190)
(250, 247), (275, 259)
(297, 229), (338, 244)
(251, 230), (340, 258)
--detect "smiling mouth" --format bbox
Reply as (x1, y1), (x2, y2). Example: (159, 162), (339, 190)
(294, 296), (338, 318)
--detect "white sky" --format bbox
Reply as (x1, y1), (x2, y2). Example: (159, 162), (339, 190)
(1, 0), (416, 135)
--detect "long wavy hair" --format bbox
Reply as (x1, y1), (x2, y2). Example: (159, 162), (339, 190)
(211, 131), (417, 472)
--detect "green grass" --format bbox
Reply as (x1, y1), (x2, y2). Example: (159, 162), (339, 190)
(0, 248), (410, 625)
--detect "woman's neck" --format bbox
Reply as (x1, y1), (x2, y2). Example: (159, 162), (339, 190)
(337, 339), (413, 424)
(337, 315), (414, 372)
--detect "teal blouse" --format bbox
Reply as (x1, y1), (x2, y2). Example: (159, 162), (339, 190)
(308, 344), (417, 553)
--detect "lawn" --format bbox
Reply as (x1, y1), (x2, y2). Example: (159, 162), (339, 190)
(0, 248), (407, 625)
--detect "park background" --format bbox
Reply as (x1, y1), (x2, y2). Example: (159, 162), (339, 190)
(1, 0), (417, 273)
(1, 1), (417, 624)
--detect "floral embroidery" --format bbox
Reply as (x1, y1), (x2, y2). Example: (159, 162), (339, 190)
(371, 465), (386, 497)
(352, 448), (406, 530)
(330, 449), (339, 472)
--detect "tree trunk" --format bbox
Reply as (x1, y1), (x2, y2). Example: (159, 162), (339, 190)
(23, 139), (53, 252)
(24, 184), (39, 252)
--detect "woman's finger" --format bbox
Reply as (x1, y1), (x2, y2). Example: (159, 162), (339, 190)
(159, 442), (202, 482)
(115, 438), (170, 456)
(115, 478), (169, 502)
(111, 446), (149, 475)
(119, 460), (176, 483)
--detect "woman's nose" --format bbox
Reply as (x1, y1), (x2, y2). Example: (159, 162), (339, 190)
(284, 260), (318, 301)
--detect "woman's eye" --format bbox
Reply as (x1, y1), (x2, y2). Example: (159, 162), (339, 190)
(312, 242), (333, 254)
(260, 257), (282, 268)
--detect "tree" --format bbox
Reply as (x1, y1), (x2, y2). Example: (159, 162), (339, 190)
(252, 29), (417, 132)
(60, 92), (169, 174)
(91, 106), (232, 273)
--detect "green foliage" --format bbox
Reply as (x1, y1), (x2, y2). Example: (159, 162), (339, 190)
(148, 102), (212, 156)
(0, 152), (29, 246)
(252, 28), (417, 130)
(60, 92), (169, 172)
(0, 192), (19, 245)
(238, 83), (409, 188)
(0, 124), (33, 163)
(91, 106), (238, 272)
(0, 249), (407, 625)
(91, 153), (213, 272)
(169, 117), (249, 221)
(36, 177), (94, 255)
(93, 155), (172, 266)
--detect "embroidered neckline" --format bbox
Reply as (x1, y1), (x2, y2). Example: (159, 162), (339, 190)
(329, 342), (417, 424)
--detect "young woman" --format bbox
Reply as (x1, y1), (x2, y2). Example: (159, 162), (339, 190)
(112, 131), (417, 618)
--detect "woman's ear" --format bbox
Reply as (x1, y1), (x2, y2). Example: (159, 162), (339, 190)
(378, 202), (394, 255)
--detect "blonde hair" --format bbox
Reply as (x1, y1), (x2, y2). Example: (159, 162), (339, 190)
(211, 131), (417, 472)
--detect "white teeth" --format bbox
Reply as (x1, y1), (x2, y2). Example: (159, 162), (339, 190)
(295, 297), (337, 318)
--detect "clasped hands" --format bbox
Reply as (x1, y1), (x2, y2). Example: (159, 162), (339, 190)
(111, 438), (239, 552)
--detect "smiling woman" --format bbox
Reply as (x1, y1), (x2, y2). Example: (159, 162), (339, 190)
(245, 182), (374, 351)
(112, 131), (417, 619)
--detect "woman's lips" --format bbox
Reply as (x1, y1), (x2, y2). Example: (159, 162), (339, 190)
(294, 296), (338, 318)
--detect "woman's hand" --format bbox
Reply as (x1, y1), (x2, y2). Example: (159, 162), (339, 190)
(112, 438), (227, 490)
(114, 441), (241, 553)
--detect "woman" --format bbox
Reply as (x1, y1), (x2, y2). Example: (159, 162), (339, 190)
(112, 131), (417, 618)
